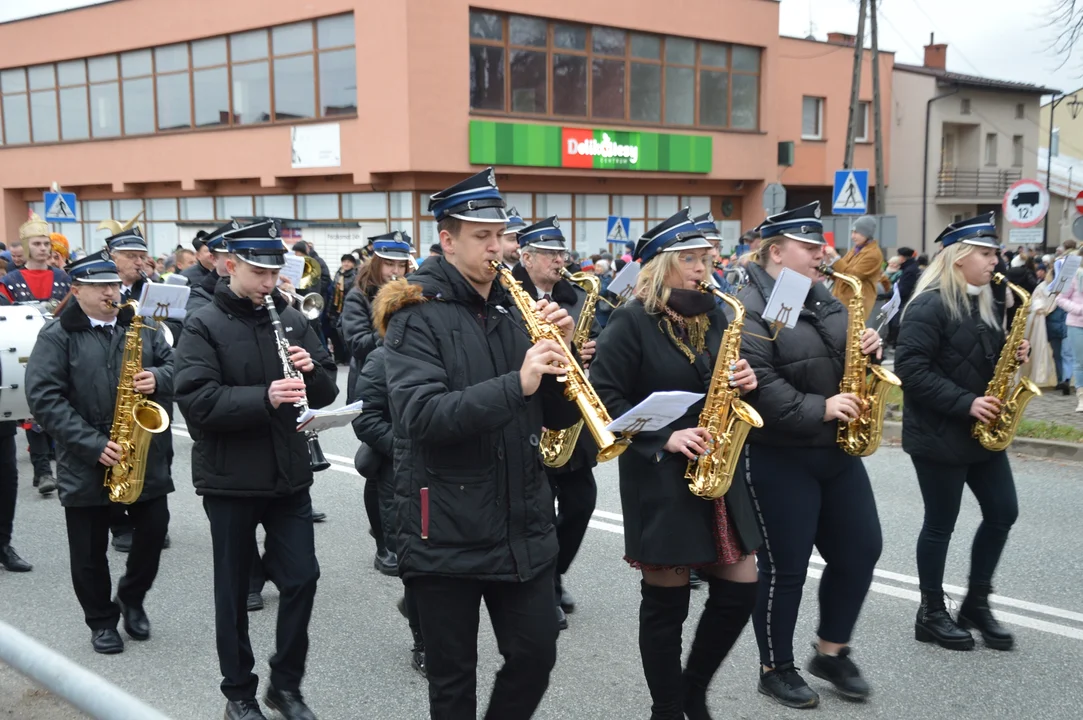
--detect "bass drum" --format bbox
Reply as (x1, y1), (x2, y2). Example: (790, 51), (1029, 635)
(0, 305), (46, 422)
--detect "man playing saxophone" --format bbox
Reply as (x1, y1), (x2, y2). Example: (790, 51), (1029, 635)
(377, 169), (579, 719)
(25, 249), (174, 656)
(590, 209), (760, 720)
(895, 213), (1028, 653)
(513, 216), (599, 630)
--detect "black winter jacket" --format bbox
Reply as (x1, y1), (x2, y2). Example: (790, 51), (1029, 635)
(341, 286), (379, 403)
(895, 290), (1005, 465)
(0, 295), (13, 438)
(737, 262), (850, 448)
(180, 261), (212, 284)
(511, 263), (600, 475)
(591, 299), (762, 565)
(174, 284), (339, 497)
(380, 257), (579, 582)
(25, 301), (175, 507)
(896, 258), (920, 304)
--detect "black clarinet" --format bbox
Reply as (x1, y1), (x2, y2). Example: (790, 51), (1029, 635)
(264, 294), (330, 472)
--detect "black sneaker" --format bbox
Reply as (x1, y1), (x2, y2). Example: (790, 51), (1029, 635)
(758, 662), (819, 709)
(807, 645), (870, 700)
(111, 532), (132, 553)
(37, 474), (56, 495)
(556, 603), (568, 631)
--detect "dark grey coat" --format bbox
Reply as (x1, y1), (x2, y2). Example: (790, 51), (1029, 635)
(25, 301), (175, 508)
(737, 262), (850, 448)
(591, 299), (762, 566)
(340, 286), (378, 403)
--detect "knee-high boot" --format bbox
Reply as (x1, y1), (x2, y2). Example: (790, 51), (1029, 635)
(639, 581), (691, 720)
(682, 577), (758, 720)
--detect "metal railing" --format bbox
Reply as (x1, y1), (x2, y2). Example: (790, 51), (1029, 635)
(936, 168), (1022, 198)
(0, 621), (173, 720)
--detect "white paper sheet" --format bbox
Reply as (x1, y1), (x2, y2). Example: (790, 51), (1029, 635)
(874, 283), (902, 331)
(279, 254), (306, 289)
(1050, 255), (1082, 295)
(137, 283), (191, 320)
(763, 268), (812, 330)
(604, 391), (705, 434)
(297, 400), (364, 432)
(606, 261), (641, 301)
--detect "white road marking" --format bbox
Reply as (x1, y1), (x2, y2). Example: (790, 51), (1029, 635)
(171, 428), (1083, 639)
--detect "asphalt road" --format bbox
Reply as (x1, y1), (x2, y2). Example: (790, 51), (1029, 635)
(2, 367), (1083, 720)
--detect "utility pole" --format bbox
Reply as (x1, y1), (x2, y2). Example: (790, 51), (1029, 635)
(843, 0), (868, 170)
(870, 0), (886, 214)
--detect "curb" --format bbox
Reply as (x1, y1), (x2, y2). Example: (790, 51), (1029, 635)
(881, 420), (1083, 462)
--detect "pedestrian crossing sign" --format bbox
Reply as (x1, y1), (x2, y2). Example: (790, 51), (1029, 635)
(832, 170), (868, 216)
(606, 215), (631, 243)
(43, 191), (78, 223)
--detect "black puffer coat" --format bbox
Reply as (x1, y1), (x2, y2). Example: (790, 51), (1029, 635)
(340, 286), (379, 403)
(895, 290), (1005, 465)
(25, 301), (174, 507)
(379, 257), (579, 582)
(174, 284), (339, 497)
(352, 346), (397, 552)
(737, 262), (850, 448)
(511, 263), (599, 475)
(591, 299), (762, 565)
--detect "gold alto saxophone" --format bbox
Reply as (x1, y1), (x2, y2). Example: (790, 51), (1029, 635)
(539, 269), (600, 467)
(818, 264), (901, 456)
(490, 261), (628, 463)
(688, 283), (764, 498)
(972, 273), (1041, 450)
(105, 301), (170, 504)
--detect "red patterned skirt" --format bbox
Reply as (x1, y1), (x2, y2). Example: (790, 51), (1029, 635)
(626, 496), (749, 571)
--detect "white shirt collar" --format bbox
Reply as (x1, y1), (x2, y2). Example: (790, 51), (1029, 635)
(88, 317), (117, 329)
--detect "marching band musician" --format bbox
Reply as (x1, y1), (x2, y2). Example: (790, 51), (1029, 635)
(108, 227), (152, 305)
(590, 209), (761, 720)
(377, 168), (579, 719)
(325, 253), (358, 365)
(0, 294), (32, 574)
(895, 214), (1025, 652)
(181, 231), (216, 284)
(341, 230), (411, 576)
(1, 213), (71, 494)
(175, 219), (338, 720)
(736, 202), (883, 708)
(24, 251), (174, 655)
(512, 216), (599, 630)
(500, 206), (527, 269)
(694, 212), (735, 296)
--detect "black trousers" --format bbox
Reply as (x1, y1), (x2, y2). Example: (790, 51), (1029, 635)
(1050, 336), (1065, 384)
(412, 567), (558, 720)
(63, 496), (169, 630)
(0, 435), (17, 548)
(744, 445), (883, 667)
(547, 466), (597, 580)
(363, 475), (385, 555)
(25, 427), (53, 478)
(203, 489), (320, 701)
(912, 453), (1018, 592)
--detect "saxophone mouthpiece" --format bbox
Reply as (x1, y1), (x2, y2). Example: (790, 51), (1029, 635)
(817, 263), (835, 277)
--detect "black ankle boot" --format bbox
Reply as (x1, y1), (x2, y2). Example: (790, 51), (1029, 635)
(639, 581), (691, 720)
(958, 584), (1014, 650)
(682, 577), (758, 720)
(410, 627), (426, 678)
(915, 590), (975, 650)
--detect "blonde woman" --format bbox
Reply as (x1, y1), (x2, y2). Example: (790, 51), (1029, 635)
(591, 209), (760, 720)
(895, 213), (1029, 653)
(736, 202), (883, 709)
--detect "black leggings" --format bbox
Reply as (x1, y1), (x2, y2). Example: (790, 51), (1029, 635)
(911, 453), (1018, 592)
(743, 445), (883, 667)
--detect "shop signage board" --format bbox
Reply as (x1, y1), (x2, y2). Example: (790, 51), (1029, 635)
(469, 120), (712, 173)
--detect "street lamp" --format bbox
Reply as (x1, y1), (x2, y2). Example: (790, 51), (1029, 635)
(1044, 92), (1077, 249)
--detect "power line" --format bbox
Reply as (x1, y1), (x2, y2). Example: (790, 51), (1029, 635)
(900, 0), (987, 77)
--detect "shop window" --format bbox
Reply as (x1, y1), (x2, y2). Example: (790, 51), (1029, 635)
(145, 198), (179, 221)
(180, 197), (215, 220)
(389, 191), (414, 220)
(255, 195), (297, 217)
(343, 192), (387, 218)
(297, 193), (340, 219)
(216, 196), (254, 219)
(503, 193), (534, 219)
(647, 195), (679, 219)
(535, 193), (572, 219)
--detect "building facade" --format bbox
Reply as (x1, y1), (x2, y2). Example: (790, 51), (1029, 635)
(0, 0), (890, 260)
(888, 40), (1055, 253)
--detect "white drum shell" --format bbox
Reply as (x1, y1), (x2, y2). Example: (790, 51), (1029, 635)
(0, 306), (46, 422)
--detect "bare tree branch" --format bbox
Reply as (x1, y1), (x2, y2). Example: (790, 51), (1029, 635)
(1046, 0), (1083, 73)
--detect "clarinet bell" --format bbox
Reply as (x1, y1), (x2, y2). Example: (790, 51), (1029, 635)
(307, 436), (331, 473)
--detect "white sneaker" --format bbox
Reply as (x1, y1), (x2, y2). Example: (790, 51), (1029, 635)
(1076, 388), (1083, 413)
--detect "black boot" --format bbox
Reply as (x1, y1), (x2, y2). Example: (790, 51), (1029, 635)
(959, 584), (1014, 650)
(682, 577), (757, 720)
(639, 582), (691, 720)
(915, 590), (975, 650)
(410, 627), (426, 678)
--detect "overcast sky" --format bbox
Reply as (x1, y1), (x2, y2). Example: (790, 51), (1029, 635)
(1, 0), (1079, 94)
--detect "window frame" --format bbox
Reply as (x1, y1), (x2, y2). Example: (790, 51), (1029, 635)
(801, 96), (824, 140)
(0, 13), (356, 147)
(854, 101), (870, 143)
(468, 11), (761, 131)
(1011, 134), (1024, 167)
(984, 132), (998, 167)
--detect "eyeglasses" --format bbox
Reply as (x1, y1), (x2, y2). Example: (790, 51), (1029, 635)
(677, 254), (711, 267)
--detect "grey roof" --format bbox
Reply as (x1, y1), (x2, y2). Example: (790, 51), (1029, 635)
(895, 63), (1059, 96)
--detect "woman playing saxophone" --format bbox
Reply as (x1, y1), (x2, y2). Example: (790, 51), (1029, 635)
(895, 213), (1028, 653)
(590, 209), (759, 719)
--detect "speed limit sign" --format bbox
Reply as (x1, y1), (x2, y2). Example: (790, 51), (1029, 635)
(1003, 180), (1050, 228)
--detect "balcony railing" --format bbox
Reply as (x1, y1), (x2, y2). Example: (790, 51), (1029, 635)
(937, 168), (1022, 198)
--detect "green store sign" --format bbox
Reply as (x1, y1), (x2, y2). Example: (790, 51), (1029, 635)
(468, 120), (712, 173)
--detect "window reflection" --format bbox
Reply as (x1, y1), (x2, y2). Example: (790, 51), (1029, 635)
(193, 67), (230, 126)
(59, 86), (89, 140)
(318, 48), (356, 116)
(274, 56), (315, 120)
(232, 61), (271, 125)
(123, 77), (155, 134)
(89, 82), (120, 137)
(30, 89), (58, 142)
(156, 73), (192, 130)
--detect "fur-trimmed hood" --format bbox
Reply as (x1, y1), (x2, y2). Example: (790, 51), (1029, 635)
(373, 277), (426, 337)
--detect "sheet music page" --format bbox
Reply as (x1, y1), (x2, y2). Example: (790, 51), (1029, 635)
(763, 268), (811, 330)
(138, 283), (191, 320)
(606, 261), (641, 301)
(279, 255), (306, 288)
(605, 391), (705, 433)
